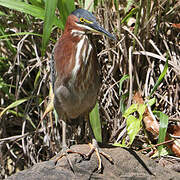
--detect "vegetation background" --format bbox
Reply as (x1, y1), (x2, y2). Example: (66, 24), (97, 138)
(0, 0), (179, 178)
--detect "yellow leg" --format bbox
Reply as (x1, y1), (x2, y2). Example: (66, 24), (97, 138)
(53, 119), (85, 172)
(86, 138), (114, 172)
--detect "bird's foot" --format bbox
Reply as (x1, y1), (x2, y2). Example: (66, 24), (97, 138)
(53, 146), (85, 173)
(85, 139), (114, 173)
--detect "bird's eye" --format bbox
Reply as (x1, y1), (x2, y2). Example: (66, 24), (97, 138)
(80, 18), (84, 22)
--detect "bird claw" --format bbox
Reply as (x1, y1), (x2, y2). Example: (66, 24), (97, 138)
(53, 147), (86, 173)
(85, 141), (114, 173)
(52, 140), (114, 174)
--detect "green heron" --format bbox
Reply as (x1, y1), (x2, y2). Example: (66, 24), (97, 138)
(51, 8), (116, 171)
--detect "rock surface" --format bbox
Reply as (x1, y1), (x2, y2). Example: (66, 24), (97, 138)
(6, 144), (180, 180)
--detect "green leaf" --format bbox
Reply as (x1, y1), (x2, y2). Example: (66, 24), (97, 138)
(89, 102), (102, 143)
(123, 104), (138, 118)
(121, 102), (145, 146)
(34, 69), (41, 88)
(119, 75), (129, 114)
(57, 0), (75, 27)
(121, 8), (138, 24)
(42, 0), (58, 55)
(146, 97), (156, 107)
(126, 115), (141, 145)
(113, 141), (127, 148)
(7, 110), (24, 117)
(0, 98), (28, 117)
(149, 58), (168, 97)
(137, 103), (146, 121)
(119, 93), (128, 114)
(113, 138), (127, 147)
(154, 111), (169, 157)
(119, 74), (129, 95)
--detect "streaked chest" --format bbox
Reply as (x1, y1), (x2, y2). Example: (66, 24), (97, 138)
(54, 33), (97, 92)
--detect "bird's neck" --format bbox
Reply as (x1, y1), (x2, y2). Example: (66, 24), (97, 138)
(67, 32), (95, 92)
(71, 33), (93, 75)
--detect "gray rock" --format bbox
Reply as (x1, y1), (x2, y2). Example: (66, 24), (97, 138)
(6, 144), (180, 180)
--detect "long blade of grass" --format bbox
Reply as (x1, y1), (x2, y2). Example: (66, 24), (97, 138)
(57, 0), (75, 27)
(119, 75), (129, 114)
(89, 102), (102, 143)
(34, 69), (41, 88)
(29, 0), (44, 8)
(149, 58), (168, 97)
(0, 0), (44, 18)
(154, 111), (169, 156)
(0, 25), (16, 54)
(119, 74), (129, 95)
(0, 32), (56, 43)
(0, 0), (63, 28)
(0, 98), (28, 117)
(121, 8), (138, 24)
(42, 0), (58, 55)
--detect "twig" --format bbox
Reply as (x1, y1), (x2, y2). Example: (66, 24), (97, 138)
(139, 139), (175, 153)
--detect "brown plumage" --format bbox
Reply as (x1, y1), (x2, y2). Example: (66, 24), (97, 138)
(51, 8), (116, 172)
(53, 25), (100, 119)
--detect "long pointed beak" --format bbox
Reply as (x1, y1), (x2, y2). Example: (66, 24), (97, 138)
(89, 22), (116, 40)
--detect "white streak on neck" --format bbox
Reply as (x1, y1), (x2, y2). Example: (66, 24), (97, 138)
(71, 29), (85, 37)
(72, 36), (85, 78)
(84, 42), (92, 65)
